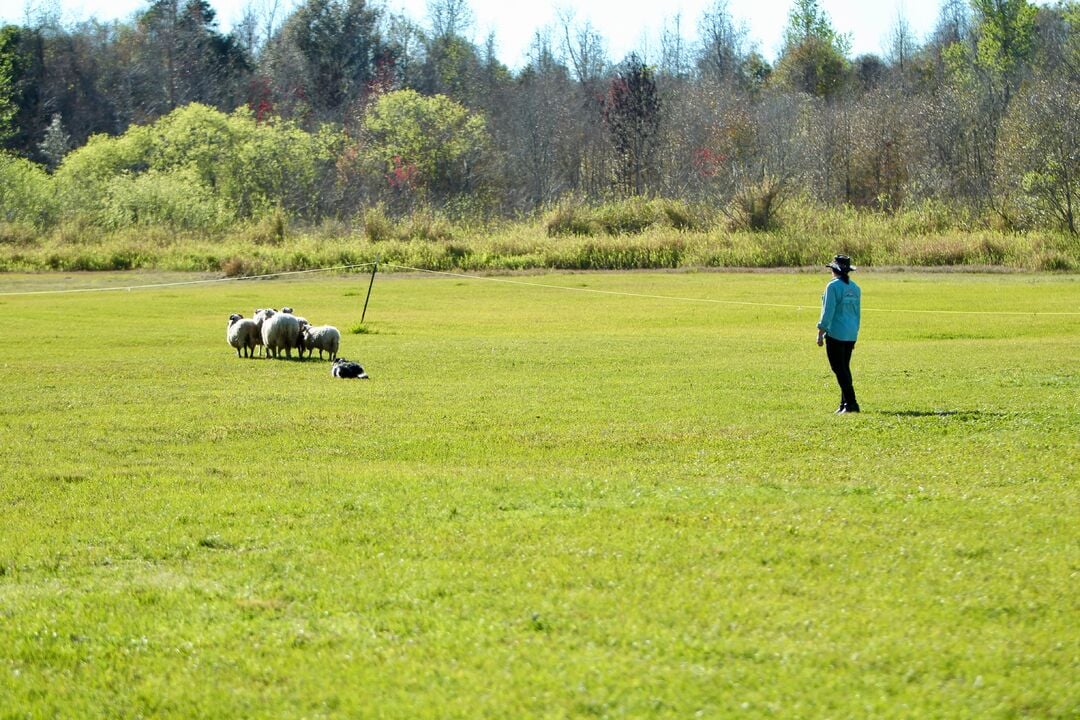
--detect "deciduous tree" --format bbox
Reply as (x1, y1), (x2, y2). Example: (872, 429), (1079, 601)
(361, 88), (490, 206)
(774, 0), (850, 99)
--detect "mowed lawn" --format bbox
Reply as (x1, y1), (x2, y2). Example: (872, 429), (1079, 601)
(0, 270), (1077, 718)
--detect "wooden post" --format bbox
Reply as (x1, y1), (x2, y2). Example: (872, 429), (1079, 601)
(361, 257), (379, 324)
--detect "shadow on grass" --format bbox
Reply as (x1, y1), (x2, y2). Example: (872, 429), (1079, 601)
(877, 409), (1000, 420)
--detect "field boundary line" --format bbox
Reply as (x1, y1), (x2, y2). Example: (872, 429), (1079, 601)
(2, 261), (1077, 316)
(383, 263), (1080, 317)
(0, 263), (375, 296)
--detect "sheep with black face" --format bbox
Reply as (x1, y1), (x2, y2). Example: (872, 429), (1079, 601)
(302, 324), (341, 360)
(226, 314), (258, 358)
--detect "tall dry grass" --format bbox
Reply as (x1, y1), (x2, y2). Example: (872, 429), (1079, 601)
(1, 198), (1076, 274)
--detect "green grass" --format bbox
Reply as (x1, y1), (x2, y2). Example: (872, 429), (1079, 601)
(0, 270), (1077, 718)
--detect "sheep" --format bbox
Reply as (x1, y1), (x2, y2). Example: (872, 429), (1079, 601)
(332, 358), (368, 379)
(260, 309), (301, 359)
(281, 307), (310, 326)
(252, 308), (272, 357)
(294, 318), (310, 356)
(301, 324), (341, 360)
(226, 314), (258, 358)
(280, 308), (310, 355)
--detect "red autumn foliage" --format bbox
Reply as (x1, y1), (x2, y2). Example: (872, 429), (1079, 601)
(386, 156), (418, 190)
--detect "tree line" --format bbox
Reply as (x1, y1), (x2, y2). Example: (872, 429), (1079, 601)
(1, 0), (1077, 235)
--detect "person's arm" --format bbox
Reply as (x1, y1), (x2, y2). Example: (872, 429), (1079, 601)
(817, 284), (835, 345)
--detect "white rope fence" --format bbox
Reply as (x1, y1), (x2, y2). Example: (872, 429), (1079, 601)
(1, 260), (1077, 316)
(382, 263), (1080, 317)
(0, 263), (375, 296)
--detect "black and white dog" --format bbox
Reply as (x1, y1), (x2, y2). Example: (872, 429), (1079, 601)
(331, 358), (369, 379)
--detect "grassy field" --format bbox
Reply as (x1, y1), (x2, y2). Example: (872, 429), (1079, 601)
(0, 269), (1077, 718)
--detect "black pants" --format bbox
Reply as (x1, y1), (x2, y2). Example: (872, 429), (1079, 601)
(825, 337), (858, 409)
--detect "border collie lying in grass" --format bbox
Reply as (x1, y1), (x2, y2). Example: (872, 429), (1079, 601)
(331, 358), (368, 379)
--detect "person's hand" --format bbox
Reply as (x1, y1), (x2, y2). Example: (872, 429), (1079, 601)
(816, 332), (824, 347)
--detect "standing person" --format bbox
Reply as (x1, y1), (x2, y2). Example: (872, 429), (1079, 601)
(816, 255), (861, 414)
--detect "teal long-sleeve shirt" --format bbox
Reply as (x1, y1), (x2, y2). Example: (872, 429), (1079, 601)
(818, 278), (861, 342)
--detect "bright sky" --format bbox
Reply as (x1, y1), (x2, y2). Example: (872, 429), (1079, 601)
(6, 0), (958, 68)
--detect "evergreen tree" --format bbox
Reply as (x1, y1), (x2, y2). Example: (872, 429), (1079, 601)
(603, 54), (661, 196)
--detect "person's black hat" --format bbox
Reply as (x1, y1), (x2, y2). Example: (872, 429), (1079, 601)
(826, 255), (855, 273)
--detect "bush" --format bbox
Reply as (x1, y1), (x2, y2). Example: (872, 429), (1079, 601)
(546, 198), (598, 237)
(98, 168), (234, 231)
(546, 197), (711, 237)
(403, 211), (455, 242)
(0, 152), (59, 228)
(235, 209), (287, 246)
(0, 221), (38, 246)
(363, 205), (396, 242)
(593, 197), (664, 234)
(661, 200), (713, 231)
(727, 177), (785, 231)
(53, 104), (339, 228)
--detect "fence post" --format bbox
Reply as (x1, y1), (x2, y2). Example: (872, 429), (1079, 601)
(361, 257), (379, 324)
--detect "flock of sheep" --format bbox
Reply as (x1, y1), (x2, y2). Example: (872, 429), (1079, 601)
(226, 307), (368, 379)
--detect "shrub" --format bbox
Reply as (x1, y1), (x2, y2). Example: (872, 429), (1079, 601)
(0, 221), (37, 246)
(545, 197), (708, 237)
(593, 197), (663, 234)
(403, 210), (455, 242)
(54, 104), (338, 226)
(363, 205), (395, 242)
(727, 177), (785, 231)
(661, 200), (713, 231)
(0, 152), (59, 228)
(546, 198), (600, 237)
(54, 216), (104, 245)
(236, 209), (287, 246)
(98, 168), (234, 231)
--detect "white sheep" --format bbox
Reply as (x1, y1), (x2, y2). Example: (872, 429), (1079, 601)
(260, 309), (301, 359)
(301, 325), (341, 360)
(252, 308), (271, 357)
(226, 314), (259, 358)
